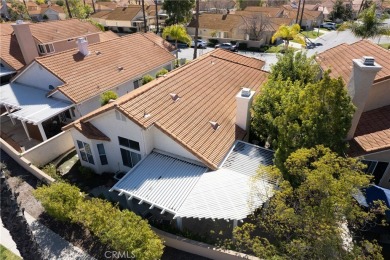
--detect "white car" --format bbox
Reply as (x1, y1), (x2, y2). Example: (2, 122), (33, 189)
(191, 39), (207, 48)
(321, 22), (336, 30)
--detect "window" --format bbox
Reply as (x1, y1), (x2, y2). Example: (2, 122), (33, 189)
(38, 43), (55, 54)
(48, 85), (54, 90)
(118, 136), (141, 168)
(77, 140), (94, 164)
(118, 136), (140, 151)
(120, 148), (141, 168)
(133, 78), (142, 89)
(361, 160), (389, 184)
(97, 144), (108, 165)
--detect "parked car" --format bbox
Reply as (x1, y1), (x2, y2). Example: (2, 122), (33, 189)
(191, 39), (208, 48)
(167, 40), (189, 48)
(215, 42), (238, 52)
(321, 22), (336, 30)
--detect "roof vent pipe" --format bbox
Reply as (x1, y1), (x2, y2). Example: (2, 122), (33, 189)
(77, 37), (89, 56)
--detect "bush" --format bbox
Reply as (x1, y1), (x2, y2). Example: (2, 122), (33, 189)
(156, 68), (168, 77)
(259, 45), (270, 52)
(73, 198), (164, 259)
(33, 182), (83, 222)
(78, 166), (95, 180)
(142, 74), (154, 85)
(100, 91), (118, 106)
(237, 42), (247, 50)
(42, 163), (60, 180)
(56, 0), (64, 6)
(208, 38), (219, 47)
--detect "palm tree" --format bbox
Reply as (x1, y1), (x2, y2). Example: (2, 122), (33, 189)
(162, 24), (192, 60)
(343, 4), (390, 39)
(272, 24), (305, 50)
(193, 0), (200, 59)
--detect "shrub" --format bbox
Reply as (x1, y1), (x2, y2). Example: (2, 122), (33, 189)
(156, 68), (168, 77)
(208, 38), (219, 47)
(42, 163), (60, 180)
(237, 42), (247, 50)
(142, 74), (154, 85)
(56, 0), (64, 6)
(78, 166), (95, 180)
(33, 182), (83, 222)
(73, 198), (164, 259)
(100, 91), (118, 106)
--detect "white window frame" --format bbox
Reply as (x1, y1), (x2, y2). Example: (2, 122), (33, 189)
(77, 140), (95, 165)
(38, 43), (55, 54)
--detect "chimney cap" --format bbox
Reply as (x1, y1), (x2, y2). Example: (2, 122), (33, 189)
(241, 88), (251, 97)
(361, 56), (375, 66)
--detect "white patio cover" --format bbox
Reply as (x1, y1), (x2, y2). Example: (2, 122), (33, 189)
(112, 143), (276, 221)
(0, 83), (72, 124)
(0, 67), (16, 77)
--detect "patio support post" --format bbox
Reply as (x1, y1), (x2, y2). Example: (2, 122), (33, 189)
(5, 106), (16, 125)
(37, 123), (48, 141)
(232, 219), (238, 242)
(21, 120), (31, 140)
(125, 194), (134, 211)
(176, 217), (183, 231)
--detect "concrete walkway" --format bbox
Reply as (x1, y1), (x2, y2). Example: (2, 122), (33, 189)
(24, 212), (95, 260)
(1, 219), (22, 258)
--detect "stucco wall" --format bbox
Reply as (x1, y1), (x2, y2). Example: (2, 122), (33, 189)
(22, 131), (74, 167)
(13, 62), (63, 90)
(364, 80), (390, 112)
(73, 109), (146, 174)
(361, 150), (390, 189)
(151, 126), (201, 162)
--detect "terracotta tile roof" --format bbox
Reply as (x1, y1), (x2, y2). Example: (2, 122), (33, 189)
(348, 105), (390, 156)
(0, 23), (14, 36)
(142, 31), (176, 52)
(46, 5), (65, 14)
(243, 6), (284, 17)
(64, 49), (269, 169)
(36, 32), (175, 103)
(29, 19), (101, 43)
(268, 17), (294, 30)
(98, 30), (120, 42)
(104, 6), (142, 21)
(0, 34), (25, 70)
(316, 40), (390, 83)
(90, 10), (112, 19)
(188, 13), (243, 32)
(74, 122), (110, 141)
(210, 49), (265, 69)
(282, 8), (323, 20)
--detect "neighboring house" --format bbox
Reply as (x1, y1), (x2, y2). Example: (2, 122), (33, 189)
(63, 49), (271, 229)
(282, 5), (324, 29)
(316, 40), (390, 188)
(240, 6), (285, 17)
(91, 5), (164, 33)
(187, 12), (293, 44)
(0, 24), (24, 82)
(1, 32), (175, 144)
(28, 3), (66, 21)
(8, 19), (114, 67)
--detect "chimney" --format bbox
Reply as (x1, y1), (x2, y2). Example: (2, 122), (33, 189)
(347, 57), (382, 139)
(12, 21), (39, 65)
(77, 37), (89, 56)
(236, 88), (255, 131)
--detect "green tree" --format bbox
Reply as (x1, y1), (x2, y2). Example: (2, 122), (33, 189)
(162, 24), (192, 59)
(271, 24), (305, 50)
(33, 182), (83, 222)
(67, 0), (92, 19)
(341, 3), (390, 38)
(252, 69), (354, 171)
(163, 0), (195, 25)
(36, 0), (45, 4)
(100, 91), (118, 106)
(8, 0), (30, 21)
(329, 0), (346, 21)
(142, 74), (154, 85)
(56, 0), (65, 6)
(269, 51), (320, 84)
(230, 146), (386, 259)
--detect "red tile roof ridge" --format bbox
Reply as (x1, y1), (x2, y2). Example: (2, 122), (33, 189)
(210, 49), (266, 71)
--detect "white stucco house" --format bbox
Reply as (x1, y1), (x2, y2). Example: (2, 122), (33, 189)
(63, 49), (275, 227)
(1, 32), (175, 144)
